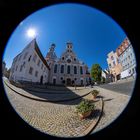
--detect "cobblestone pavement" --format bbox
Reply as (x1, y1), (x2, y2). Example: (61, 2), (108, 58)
(3, 80), (102, 137)
(3, 78), (131, 137)
(91, 86), (131, 134)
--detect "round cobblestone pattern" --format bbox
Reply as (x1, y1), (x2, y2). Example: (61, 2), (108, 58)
(3, 81), (102, 137)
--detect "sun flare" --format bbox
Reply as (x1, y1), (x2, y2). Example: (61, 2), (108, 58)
(26, 28), (36, 38)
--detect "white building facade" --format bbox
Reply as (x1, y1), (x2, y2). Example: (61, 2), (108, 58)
(116, 38), (137, 79)
(9, 39), (50, 84)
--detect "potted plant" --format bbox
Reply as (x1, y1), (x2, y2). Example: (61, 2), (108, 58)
(76, 99), (95, 119)
(91, 90), (99, 100)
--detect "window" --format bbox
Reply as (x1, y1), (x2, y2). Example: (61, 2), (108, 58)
(28, 55), (32, 62)
(132, 68), (135, 74)
(128, 55), (130, 59)
(61, 65), (64, 73)
(67, 65), (70, 74)
(60, 77), (63, 80)
(33, 54), (37, 62)
(29, 67), (33, 75)
(54, 64), (57, 73)
(37, 59), (40, 66)
(44, 67), (46, 72)
(23, 62), (26, 68)
(109, 63), (111, 68)
(18, 55), (22, 61)
(15, 66), (18, 71)
(20, 65), (23, 72)
(117, 59), (120, 63)
(74, 58), (76, 61)
(80, 66), (83, 74)
(41, 64), (43, 70)
(62, 57), (64, 60)
(113, 61), (116, 66)
(35, 71), (38, 77)
(111, 56), (114, 60)
(23, 52), (28, 59)
(74, 66), (77, 74)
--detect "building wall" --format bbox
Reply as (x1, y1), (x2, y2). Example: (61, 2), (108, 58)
(9, 39), (49, 84)
(107, 51), (122, 81)
(46, 43), (89, 86)
(117, 38), (136, 79)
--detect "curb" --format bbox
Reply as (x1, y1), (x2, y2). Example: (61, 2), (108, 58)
(80, 98), (104, 136)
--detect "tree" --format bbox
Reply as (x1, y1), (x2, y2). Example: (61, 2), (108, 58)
(90, 64), (102, 83)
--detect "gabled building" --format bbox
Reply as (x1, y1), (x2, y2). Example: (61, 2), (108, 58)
(9, 39), (50, 84)
(46, 42), (90, 86)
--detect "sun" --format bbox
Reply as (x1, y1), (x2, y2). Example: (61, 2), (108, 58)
(26, 28), (36, 38)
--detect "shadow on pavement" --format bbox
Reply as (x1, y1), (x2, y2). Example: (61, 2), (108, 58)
(104, 98), (113, 102)
(7, 81), (88, 105)
(21, 86), (85, 105)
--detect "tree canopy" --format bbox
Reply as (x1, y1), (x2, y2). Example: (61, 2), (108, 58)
(90, 64), (102, 82)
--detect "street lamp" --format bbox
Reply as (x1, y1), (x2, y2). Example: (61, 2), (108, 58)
(74, 78), (77, 90)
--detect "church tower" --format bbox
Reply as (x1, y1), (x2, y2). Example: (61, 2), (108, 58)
(66, 42), (73, 52)
(45, 43), (57, 67)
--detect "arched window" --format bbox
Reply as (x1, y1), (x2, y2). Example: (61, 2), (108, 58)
(54, 64), (57, 73)
(74, 66), (77, 74)
(61, 65), (64, 73)
(80, 66), (83, 74)
(67, 65), (70, 74)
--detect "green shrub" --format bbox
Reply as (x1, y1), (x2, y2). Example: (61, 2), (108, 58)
(76, 99), (95, 114)
(91, 90), (99, 96)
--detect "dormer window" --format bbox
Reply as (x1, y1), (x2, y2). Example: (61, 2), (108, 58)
(74, 58), (76, 61)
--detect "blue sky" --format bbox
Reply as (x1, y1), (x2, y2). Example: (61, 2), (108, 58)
(3, 3), (126, 70)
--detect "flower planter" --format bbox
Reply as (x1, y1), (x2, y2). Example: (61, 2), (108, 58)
(78, 111), (92, 119)
(91, 90), (99, 100)
(92, 95), (97, 100)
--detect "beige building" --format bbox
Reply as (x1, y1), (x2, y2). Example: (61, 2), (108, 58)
(107, 51), (122, 82)
(46, 42), (91, 86)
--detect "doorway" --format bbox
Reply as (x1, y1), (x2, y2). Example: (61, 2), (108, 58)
(81, 80), (83, 86)
(67, 78), (71, 86)
(53, 78), (56, 85)
(40, 75), (43, 84)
